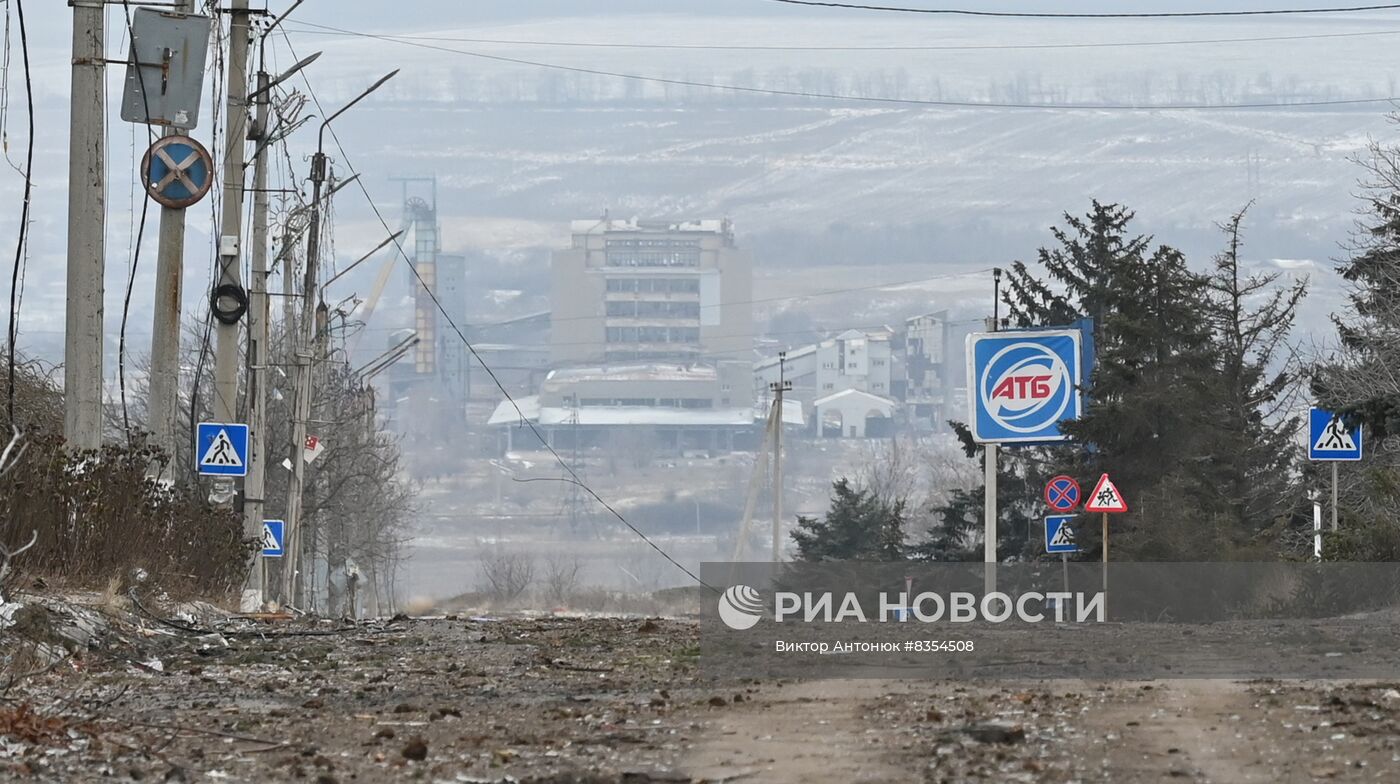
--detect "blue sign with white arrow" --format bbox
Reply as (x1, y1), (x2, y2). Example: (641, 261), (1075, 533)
(196, 422), (249, 476)
(1045, 515), (1079, 554)
(261, 520), (285, 558)
(1308, 407), (1362, 462)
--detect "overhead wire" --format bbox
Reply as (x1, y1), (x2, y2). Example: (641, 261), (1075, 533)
(280, 21), (1400, 111)
(117, 0), (160, 443)
(761, 0), (1400, 17)
(281, 23), (1400, 52)
(280, 33), (717, 592)
(4, 0), (32, 428)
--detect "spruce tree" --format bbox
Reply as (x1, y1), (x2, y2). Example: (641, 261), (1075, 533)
(791, 479), (907, 561)
(1316, 135), (1400, 438)
(1197, 206), (1307, 537)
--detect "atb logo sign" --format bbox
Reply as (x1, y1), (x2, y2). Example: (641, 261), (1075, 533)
(968, 330), (1083, 443)
(718, 585), (763, 630)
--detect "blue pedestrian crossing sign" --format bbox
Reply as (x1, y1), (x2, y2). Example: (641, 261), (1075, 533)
(1045, 515), (1079, 554)
(261, 520), (285, 558)
(1308, 407), (1362, 462)
(196, 422), (249, 476)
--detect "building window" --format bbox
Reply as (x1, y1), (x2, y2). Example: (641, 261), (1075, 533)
(872, 359), (885, 368)
(823, 383), (834, 391)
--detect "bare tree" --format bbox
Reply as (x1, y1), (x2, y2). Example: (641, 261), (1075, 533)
(480, 548), (535, 605)
(541, 553), (581, 607)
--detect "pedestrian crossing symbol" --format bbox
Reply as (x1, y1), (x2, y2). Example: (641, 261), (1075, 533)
(1045, 515), (1079, 554)
(261, 520), (284, 558)
(1308, 407), (1362, 461)
(195, 422), (249, 476)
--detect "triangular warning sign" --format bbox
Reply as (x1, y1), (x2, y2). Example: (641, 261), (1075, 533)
(1050, 523), (1075, 547)
(1084, 473), (1128, 513)
(1314, 417), (1356, 452)
(200, 428), (243, 468)
(261, 525), (278, 550)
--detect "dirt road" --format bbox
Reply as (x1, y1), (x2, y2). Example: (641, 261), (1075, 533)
(687, 677), (1400, 783)
(3, 609), (1399, 781)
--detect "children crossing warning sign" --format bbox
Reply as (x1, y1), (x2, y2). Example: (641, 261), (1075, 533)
(195, 422), (249, 477)
(1084, 473), (1128, 513)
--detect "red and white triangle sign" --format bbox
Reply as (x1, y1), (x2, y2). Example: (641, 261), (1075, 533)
(1084, 473), (1128, 513)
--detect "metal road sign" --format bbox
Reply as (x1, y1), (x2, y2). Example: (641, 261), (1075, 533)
(1044, 475), (1081, 513)
(261, 520), (285, 558)
(1309, 407), (1363, 462)
(141, 135), (214, 209)
(196, 422), (248, 477)
(1045, 515), (1079, 554)
(120, 8), (213, 130)
(1084, 473), (1128, 513)
(967, 328), (1083, 443)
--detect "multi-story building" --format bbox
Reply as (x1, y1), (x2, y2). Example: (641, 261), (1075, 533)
(754, 328), (894, 403)
(550, 218), (753, 365)
(905, 311), (952, 425)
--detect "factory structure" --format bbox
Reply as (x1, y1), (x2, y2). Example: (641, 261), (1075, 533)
(360, 192), (955, 458)
(488, 216), (955, 451)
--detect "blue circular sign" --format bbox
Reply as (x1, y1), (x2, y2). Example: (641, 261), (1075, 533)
(980, 340), (1075, 436)
(141, 135), (214, 209)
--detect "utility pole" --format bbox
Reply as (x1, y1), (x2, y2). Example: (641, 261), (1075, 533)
(770, 352), (790, 563)
(985, 269), (1002, 596)
(281, 69), (397, 606)
(243, 35), (273, 610)
(212, 0), (251, 511)
(65, 1), (105, 450)
(147, 0), (197, 476)
(282, 148), (324, 606)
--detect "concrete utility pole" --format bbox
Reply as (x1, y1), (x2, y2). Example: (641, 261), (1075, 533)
(148, 0), (197, 475)
(281, 69), (397, 605)
(770, 352), (791, 563)
(243, 50), (273, 610)
(212, 0), (251, 509)
(65, 1), (106, 450)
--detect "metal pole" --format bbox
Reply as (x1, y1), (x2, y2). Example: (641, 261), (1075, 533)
(1313, 493), (1322, 559)
(984, 269), (1001, 595)
(147, 0), (196, 477)
(1331, 461), (1339, 532)
(771, 352), (789, 563)
(212, 0), (251, 505)
(64, 0), (105, 450)
(281, 150), (324, 604)
(242, 65), (272, 610)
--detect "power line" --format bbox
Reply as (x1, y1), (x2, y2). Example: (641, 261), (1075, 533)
(280, 34), (717, 593)
(117, 0), (159, 443)
(283, 22), (1400, 52)
(5, 0), (32, 428)
(282, 22), (1400, 111)
(763, 0), (1400, 17)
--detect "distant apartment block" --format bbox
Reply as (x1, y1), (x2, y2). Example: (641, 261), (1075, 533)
(550, 218), (753, 365)
(754, 328), (895, 402)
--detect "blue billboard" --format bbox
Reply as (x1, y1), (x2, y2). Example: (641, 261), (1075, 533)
(967, 328), (1084, 443)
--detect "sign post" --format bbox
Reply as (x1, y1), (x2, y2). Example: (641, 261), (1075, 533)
(1084, 473), (1128, 613)
(1308, 407), (1362, 536)
(1045, 514), (1079, 602)
(968, 328), (1085, 595)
